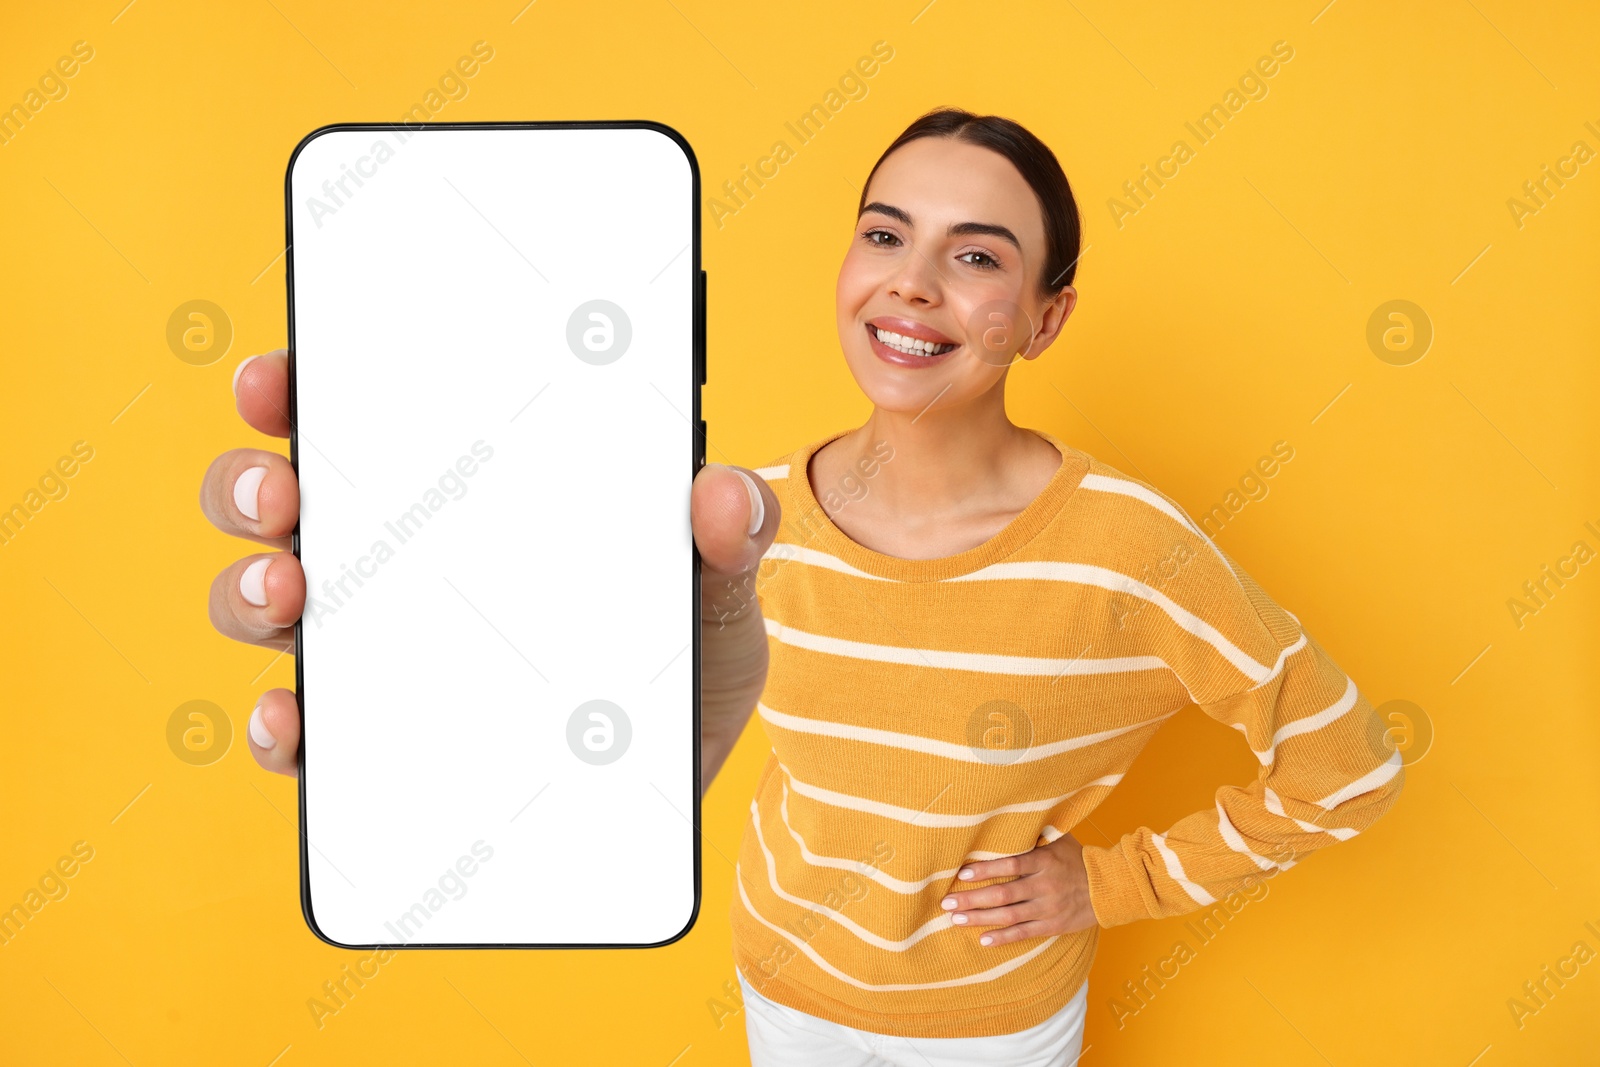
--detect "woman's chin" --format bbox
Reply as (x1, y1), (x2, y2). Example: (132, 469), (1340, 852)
(848, 365), (962, 416)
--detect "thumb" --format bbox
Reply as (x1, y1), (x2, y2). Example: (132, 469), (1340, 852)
(691, 463), (777, 577)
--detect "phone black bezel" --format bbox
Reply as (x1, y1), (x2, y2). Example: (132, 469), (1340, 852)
(283, 120), (705, 951)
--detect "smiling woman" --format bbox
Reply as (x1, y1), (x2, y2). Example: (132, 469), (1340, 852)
(727, 107), (1404, 1065)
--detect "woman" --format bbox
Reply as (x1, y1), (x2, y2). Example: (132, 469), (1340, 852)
(203, 108), (1404, 1066)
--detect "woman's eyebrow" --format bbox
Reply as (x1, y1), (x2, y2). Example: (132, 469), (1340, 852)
(859, 202), (1020, 251)
(948, 221), (1020, 251)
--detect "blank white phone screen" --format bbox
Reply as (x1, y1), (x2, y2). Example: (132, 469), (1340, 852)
(287, 125), (699, 948)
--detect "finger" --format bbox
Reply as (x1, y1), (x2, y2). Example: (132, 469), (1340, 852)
(978, 919), (1057, 948)
(949, 900), (1044, 931)
(199, 448), (299, 547)
(232, 349), (292, 437)
(691, 463), (779, 577)
(246, 688), (301, 777)
(954, 852), (1035, 885)
(208, 552), (305, 649)
(941, 877), (1027, 916)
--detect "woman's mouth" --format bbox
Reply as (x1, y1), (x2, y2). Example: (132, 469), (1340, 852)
(865, 323), (960, 367)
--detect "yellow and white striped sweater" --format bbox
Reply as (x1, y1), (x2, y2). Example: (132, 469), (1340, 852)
(727, 427), (1405, 1038)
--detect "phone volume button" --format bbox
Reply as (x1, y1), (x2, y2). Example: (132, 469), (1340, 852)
(698, 270), (707, 385)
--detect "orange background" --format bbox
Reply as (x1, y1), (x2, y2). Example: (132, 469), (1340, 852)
(1, 0), (1596, 1063)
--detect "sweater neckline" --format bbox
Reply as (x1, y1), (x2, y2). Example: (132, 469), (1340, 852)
(786, 427), (1090, 583)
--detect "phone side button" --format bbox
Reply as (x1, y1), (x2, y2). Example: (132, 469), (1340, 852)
(698, 269), (707, 385)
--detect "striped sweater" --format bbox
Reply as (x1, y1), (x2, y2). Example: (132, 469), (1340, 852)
(727, 427), (1405, 1038)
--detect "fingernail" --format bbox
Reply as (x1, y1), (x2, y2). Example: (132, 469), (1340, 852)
(941, 897), (957, 910)
(248, 702), (276, 749)
(732, 469), (764, 536)
(240, 558), (272, 607)
(958, 868), (974, 880)
(951, 913), (967, 925)
(980, 935), (993, 946)
(234, 466), (268, 521)
(233, 355), (261, 393)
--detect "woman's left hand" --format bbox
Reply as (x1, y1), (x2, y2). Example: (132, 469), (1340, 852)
(939, 832), (1098, 946)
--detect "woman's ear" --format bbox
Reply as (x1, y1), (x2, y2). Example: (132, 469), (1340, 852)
(1019, 286), (1078, 360)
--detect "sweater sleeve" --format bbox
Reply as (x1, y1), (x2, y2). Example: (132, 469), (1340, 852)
(1079, 559), (1406, 929)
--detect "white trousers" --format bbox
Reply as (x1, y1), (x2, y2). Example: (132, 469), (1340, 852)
(738, 969), (1088, 1067)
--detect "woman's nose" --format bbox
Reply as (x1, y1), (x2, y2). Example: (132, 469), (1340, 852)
(885, 243), (943, 304)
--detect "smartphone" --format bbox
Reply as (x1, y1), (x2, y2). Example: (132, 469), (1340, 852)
(284, 122), (704, 949)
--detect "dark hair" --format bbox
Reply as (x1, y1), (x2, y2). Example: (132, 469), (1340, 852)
(857, 107), (1083, 295)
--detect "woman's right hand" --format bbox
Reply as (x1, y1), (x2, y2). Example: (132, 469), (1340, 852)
(200, 349), (780, 793)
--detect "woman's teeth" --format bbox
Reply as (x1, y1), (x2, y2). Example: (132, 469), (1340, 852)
(873, 326), (957, 356)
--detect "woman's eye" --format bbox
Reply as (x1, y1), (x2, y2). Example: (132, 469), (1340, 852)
(861, 229), (899, 247)
(959, 250), (1000, 270)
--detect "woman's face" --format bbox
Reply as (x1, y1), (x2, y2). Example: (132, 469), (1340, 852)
(836, 136), (1076, 416)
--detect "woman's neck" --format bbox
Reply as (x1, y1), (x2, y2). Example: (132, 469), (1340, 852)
(820, 384), (1061, 529)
